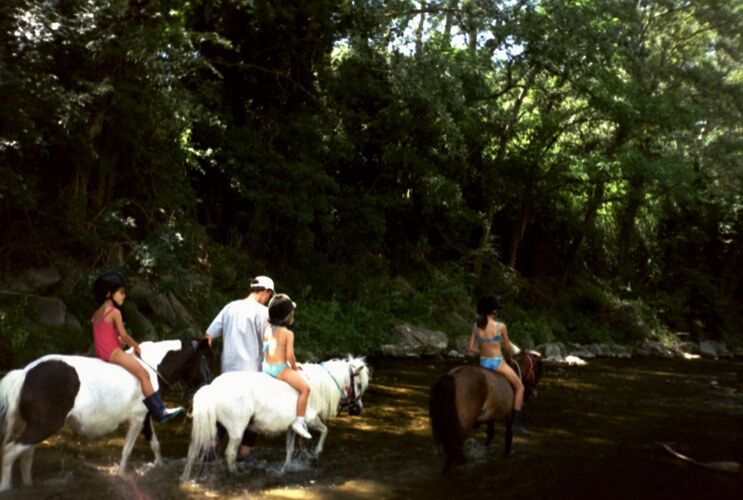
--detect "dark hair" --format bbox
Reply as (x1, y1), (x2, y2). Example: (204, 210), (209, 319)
(475, 294), (501, 328)
(93, 270), (127, 306)
(268, 294), (295, 326)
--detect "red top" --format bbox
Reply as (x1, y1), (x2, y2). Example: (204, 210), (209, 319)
(93, 306), (120, 361)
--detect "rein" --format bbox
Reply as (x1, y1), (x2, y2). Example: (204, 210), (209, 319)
(510, 352), (536, 387)
(320, 363), (359, 416)
(135, 354), (176, 389)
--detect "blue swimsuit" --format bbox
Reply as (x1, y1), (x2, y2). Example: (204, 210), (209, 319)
(262, 326), (288, 378)
(477, 323), (503, 371)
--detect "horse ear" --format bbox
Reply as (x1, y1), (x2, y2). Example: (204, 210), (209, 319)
(197, 338), (210, 351)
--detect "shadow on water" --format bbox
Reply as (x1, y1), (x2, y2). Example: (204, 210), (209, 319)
(2, 357), (742, 499)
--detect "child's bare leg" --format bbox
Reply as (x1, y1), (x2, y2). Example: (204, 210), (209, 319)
(279, 369), (311, 416)
(110, 349), (154, 396)
(498, 363), (524, 410)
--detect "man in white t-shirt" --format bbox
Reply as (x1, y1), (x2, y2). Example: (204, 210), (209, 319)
(204, 275), (274, 459)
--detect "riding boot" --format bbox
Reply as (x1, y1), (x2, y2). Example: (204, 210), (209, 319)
(143, 390), (185, 423)
(291, 417), (312, 439)
(512, 410), (530, 435)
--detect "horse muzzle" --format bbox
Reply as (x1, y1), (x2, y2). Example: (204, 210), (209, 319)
(348, 401), (363, 416)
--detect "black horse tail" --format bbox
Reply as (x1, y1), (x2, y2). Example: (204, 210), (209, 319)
(430, 373), (464, 472)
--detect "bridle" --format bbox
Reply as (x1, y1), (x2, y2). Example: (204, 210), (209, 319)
(511, 352), (537, 388)
(321, 363), (364, 416)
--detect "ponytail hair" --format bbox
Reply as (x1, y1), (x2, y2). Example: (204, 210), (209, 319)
(476, 314), (489, 329)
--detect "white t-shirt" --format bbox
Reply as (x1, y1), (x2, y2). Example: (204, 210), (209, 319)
(206, 297), (268, 373)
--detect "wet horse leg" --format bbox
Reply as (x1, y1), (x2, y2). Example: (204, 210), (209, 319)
(282, 430), (296, 472)
(1, 442), (32, 491)
(504, 421), (513, 457)
(310, 420), (328, 458)
(141, 415), (163, 465)
(118, 417), (146, 475)
(224, 436), (241, 474)
(19, 446), (35, 486)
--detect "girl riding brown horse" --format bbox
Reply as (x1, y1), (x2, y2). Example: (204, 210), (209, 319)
(468, 294), (529, 435)
(429, 350), (542, 473)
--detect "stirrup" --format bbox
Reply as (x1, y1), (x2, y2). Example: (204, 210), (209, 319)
(512, 423), (530, 436)
(158, 406), (185, 424)
(291, 420), (312, 439)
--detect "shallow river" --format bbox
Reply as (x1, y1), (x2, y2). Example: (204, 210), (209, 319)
(3, 357), (742, 499)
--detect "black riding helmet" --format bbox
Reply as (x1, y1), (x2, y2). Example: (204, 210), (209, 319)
(268, 293), (296, 326)
(93, 270), (127, 305)
(476, 294), (501, 316)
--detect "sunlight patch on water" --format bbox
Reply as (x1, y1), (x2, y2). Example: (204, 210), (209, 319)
(261, 479), (394, 499)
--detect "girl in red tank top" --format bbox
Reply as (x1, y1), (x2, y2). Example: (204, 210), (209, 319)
(92, 271), (183, 423)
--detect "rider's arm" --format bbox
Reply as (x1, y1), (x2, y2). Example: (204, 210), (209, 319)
(468, 325), (478, 354)
(501, 323), (513, 359)
(285, 330), (298, 369)
(112, 309), (141, 356)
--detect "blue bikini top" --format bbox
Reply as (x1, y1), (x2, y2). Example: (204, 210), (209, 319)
(476, 322), (502, 343)
(263, 325), (286, 352)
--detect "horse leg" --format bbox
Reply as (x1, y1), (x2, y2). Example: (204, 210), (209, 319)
(141, 415), (163, 466)
(1, 442), (32, 491)
(19, 446), (35, 486)
(281, 430), (296, 472)
(310, 420), (328, 458)
(485, 423), (495, 447)
(224, 436), (241, 474)
(118, 418), (145, 476)
(504, 422), (513, 457)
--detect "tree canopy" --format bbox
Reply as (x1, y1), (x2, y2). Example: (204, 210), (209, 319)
(1, 0), (740, 348)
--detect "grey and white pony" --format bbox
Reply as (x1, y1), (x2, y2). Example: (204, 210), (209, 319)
(181, 356), (370, 481)
(0, 339), (212, 491)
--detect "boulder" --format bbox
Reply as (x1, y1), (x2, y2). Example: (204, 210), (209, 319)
(27, 295), (67, 327)
(148, 291), (197, 329)
(633, 339), (683, 358)
(380, 324), (449, 357)
(567, 343), (596, 359)
(0, 267), (61, 294)
(64, 312), (82, 332)
(537, 342), (567, 362)
(122, 302), (158, 341)
(699, 340), (732, 359)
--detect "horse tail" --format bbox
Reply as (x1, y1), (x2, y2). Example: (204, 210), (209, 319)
(181, 383), (217, 482)
(0, 370), (26, 464)
(429, 373), (464, 472)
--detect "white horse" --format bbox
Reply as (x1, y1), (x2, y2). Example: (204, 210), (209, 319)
(181, 356), (370, 481)
(0, 339), (212, 491)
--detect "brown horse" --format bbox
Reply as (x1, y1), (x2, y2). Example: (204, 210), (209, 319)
(429, 351), (542, 473)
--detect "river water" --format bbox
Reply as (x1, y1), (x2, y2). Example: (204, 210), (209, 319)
(2, 357), (742, 499)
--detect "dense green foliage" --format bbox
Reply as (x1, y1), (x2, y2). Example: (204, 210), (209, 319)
(1, 0), (740, 359)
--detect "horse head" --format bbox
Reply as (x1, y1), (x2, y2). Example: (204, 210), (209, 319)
(513, 351), (542, 399)
(345, 356), (371, 416)
(139, 339), (213, 395)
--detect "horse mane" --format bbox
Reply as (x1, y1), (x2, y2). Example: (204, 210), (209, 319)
(302, 355), (368, 420)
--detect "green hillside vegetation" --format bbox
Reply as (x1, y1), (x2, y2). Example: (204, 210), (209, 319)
(1, 0), (740, 367)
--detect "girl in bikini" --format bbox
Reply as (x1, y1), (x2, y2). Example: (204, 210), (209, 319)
(262, 293), (312, 439)
(92, 271), (183, 423)
(468, 294), (529, 435)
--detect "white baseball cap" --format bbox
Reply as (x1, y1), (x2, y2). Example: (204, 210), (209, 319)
(251, 275), (274, 292)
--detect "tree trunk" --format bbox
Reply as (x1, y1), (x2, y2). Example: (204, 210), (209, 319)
(443, 0), (458, 47)
(507, 193), (532, 269)
(617, 173), (645, 279)
(415, 2), (426, 56)
(474, 68), (537, 277)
